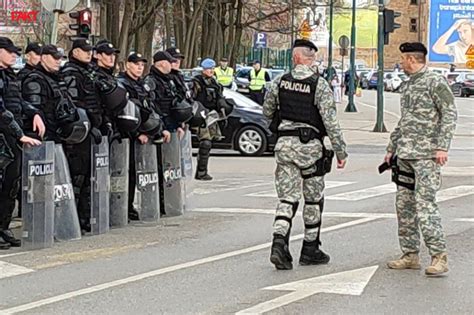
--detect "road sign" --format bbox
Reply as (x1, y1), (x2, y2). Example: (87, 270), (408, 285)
(253, 32), (267, 49)
(466, 44), (474, 70)
(299, 19), (312, 40)
(237, 266), (378, 314)
(338, 35), (350, 49)
(41, 0), (79, 13)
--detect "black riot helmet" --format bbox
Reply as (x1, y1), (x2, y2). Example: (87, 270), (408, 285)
(98, 80), (128, 115)
(56, 107), (91, 144)
(139, 111), (163, 136)
(171, 99), (193, 124)
(116, 100), (141, 133)
(188, 101), (208, 128)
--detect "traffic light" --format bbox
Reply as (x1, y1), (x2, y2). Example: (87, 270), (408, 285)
(383, 9), (401, 44)
(69, 9), (92, 39)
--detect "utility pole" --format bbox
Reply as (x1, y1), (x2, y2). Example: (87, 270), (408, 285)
(345, 0), (357, 112)
(373, 0), (387, 132)
(327, 0), (334, 80)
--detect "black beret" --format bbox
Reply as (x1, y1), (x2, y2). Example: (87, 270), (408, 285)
(293, 39), (318, 52)
(127, 52), (147, 63)
(399, 42), (427, 56)
(25, 42), (42, 54)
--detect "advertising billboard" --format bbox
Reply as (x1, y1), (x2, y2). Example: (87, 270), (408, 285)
(429, 0), (474, 63)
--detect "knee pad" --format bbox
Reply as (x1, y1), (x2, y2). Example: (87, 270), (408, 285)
(199, 140), (212, 150)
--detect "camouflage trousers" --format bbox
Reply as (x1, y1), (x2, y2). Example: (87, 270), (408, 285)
(273, 136), (325, 242)
(192, 123), (221, 141)
(396, 159), (446, 256)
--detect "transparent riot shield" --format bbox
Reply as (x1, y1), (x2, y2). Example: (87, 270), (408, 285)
(109, 139), (130, 228)
(54, 144), (81, 242)
(134, 142), (160, 222)
(90, 136), (110, 235)
(160, 133), (185, 217)
(21, 141), (55, 250)
(180, 130), (195, 212)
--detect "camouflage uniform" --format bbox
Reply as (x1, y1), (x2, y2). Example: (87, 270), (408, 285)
(263, 64), (347, 243)
(387, 67), (457, 256)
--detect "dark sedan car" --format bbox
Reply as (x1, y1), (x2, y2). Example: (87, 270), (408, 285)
(192, 89), (276, 156)
(448, 72), (474, 97)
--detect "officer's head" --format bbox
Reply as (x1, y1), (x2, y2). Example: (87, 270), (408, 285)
(201, 58), (216, 78)
(253, 60), (261, 71)
(166, 47), (184, 70)
(220, 57), (228, 69)
(126, 52), (147, 79)
(70, 39), (93, 63)
(0, 37), (21, 67)
(153, 51), (175, 74)
(24, 42), (42, 66)
(40, 44), (63, 72)
(95, 42), (120, 69)
(292, 39), (318, 67)
(399, 42), (427, 74)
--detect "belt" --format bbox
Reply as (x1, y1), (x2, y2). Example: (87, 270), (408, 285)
(277, 128), (322, 140)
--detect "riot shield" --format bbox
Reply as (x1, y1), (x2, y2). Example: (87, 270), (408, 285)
(160, 133), (185, 217)
(21, 141), (55, 250)
(180, 130), (195, 211)
(109, 139), (130, 228)
(134, 142), (160, 222)
(54, 144), (81, 242)
(90, 136), (110, 235)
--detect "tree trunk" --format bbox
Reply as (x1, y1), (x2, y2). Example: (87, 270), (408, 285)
(118, 0), (135, 61)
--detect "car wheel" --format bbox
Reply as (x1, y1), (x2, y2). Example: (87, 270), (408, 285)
(454, 87), (462, 97)
(236, 126), (267, 156)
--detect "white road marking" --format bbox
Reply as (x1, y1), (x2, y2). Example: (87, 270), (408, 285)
(0, 218), (378, 314)
(453, 218), (474, 222)
(437, 185), (474, 202)
(246, 181), (354, 198)
(194, 182), (270, 195)
(0, 261), (34, 280)
(0, 252), (27, 259)
(236, 266), (378, 314)
(193, 208), (396, 219)
(357, 102), (401, 118)
(326, 183), (396, 201)
(442, 166), (474, 177)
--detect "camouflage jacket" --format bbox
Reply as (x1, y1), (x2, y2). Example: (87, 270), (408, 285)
(263, 64), (348, 161)
(387, 67), (457, 159)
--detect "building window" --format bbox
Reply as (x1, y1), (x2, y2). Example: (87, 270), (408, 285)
(410, 0), (418, 5)
(410, 18), (418, 32)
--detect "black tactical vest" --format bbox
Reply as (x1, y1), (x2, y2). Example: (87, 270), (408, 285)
(278, 73), (326, 135)
(118, 74), (151, 112)
(1, 69), (23, 126)
(147, 69), (176, 116)
(62, 62), (99, 111)
(193, 75), (221, 110)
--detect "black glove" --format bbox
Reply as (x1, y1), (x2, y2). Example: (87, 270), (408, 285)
(90, 127), (103, 145)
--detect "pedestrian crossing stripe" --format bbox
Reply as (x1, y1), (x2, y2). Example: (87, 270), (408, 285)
(0, 261), (34, 280)
(437, 185), (474, 202)
(245, 181), (354, 198)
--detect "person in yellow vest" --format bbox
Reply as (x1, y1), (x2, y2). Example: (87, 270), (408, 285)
(247, 60), (271, 105)
(215, 57), (234, 88)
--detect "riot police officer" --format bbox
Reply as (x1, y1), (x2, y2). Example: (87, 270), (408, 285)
(118, 52), (165, 220)
(191, 58), (230, 181)
(263, 39), (348, 270)
(166, 47), (188, 101)
(17, 42), (42, 82)
(61, 39), (106, 232)
(0, 37), (43, 249)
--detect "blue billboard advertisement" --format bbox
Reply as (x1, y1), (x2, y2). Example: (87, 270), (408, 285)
(429, 0), (474, 63)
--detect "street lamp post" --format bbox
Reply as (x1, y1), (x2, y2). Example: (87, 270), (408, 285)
(373, 0), (388, 132)
(327, 0), (334, 80)
(345, 0), (357, 112)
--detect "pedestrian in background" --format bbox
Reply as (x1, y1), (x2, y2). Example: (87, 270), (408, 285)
(331, 74), (341, 103)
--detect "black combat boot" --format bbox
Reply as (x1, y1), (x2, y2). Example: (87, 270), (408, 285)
(0, 235), (11, 250)
(270, 234), (293, 270)
(0, 230), (21, 247)
(195, 140), (213, 181)
(299, 240), (330, 266)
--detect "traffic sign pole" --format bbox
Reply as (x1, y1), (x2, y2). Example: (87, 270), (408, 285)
(373, 0), (387, 132)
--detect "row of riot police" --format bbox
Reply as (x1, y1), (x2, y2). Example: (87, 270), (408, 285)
(0, 36), (233, 250)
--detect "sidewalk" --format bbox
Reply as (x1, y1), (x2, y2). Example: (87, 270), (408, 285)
(336, 97), (398, 147)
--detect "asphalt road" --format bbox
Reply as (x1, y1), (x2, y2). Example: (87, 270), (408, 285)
(0, 94), (472, 315)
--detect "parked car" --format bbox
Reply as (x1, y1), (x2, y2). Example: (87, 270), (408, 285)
(384, 72), (408, 92)
(192, 88), (276, 156)
(448, 72), (474, 97)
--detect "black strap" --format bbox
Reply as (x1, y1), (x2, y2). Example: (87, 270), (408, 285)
(274, 216), (292, 225)
(305, 222), (321, 229)
(305, 200), (319, 205)
(277, 130), (299, 137)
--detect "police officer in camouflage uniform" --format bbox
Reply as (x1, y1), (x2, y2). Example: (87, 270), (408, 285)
(263, 39), (348, 270)
(0, 37), (43, 249)
(385, 42), (457, 276)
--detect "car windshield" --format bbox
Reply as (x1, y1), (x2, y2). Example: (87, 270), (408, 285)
(236, 69), (251, 78)
(223, 89), (261, 110)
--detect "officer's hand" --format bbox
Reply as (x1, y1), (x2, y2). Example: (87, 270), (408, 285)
(90, 127), (103, 145)
(20, 136), (41, 147)
(162, 130), (171, 143)
(32, 114), (46, 139)
(435, 150), (448, 166)
(177, 127), (185, 140)
(138, 134), (149, 145)
(384, 152), (393, 164)
(337, 159), (347, 169)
